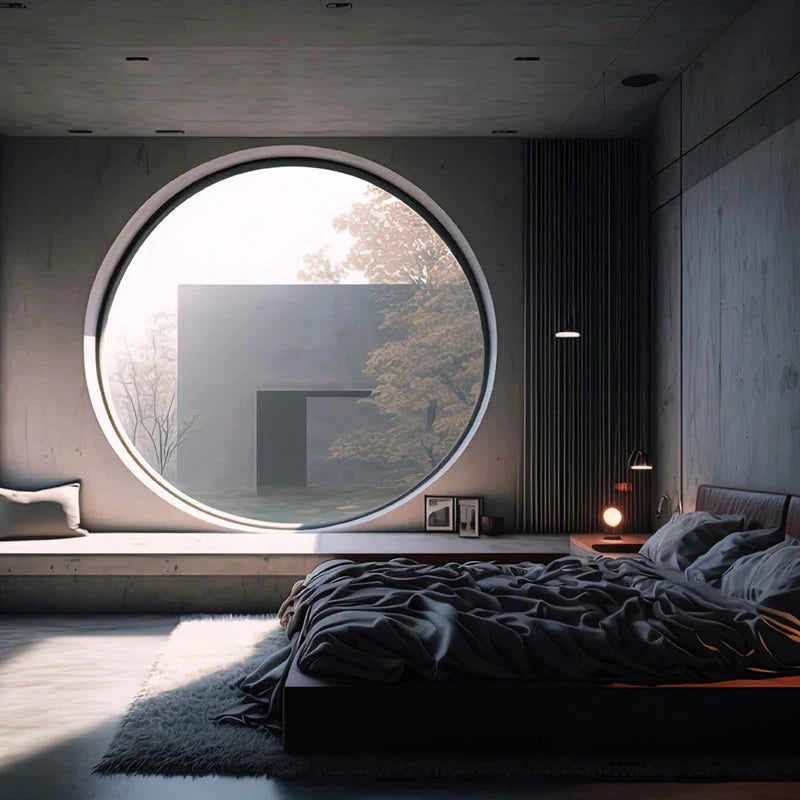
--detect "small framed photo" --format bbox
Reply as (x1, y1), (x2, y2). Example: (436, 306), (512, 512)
(424, 495), (455, 532)
(456, 497), (482, 537)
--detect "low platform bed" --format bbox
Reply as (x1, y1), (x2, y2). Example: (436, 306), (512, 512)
(283, 661), (800, 755)
(228, 486), (800, 755)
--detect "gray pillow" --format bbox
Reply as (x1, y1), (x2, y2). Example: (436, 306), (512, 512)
(721, 538), (800, 611)
(684, 527), (784, 586)
(640, 511), (746, 571)
(0, 482), (88, 539)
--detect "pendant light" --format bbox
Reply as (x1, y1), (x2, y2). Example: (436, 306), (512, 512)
(556, 70), (607, 339)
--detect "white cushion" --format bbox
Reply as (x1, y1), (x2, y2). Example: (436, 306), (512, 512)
(0, 482), (88, 539)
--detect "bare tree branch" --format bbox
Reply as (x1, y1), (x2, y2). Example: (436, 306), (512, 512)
(108, 313), (197, 477)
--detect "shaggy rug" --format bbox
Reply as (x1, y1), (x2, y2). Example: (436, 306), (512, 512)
(94, 615), (800, 780)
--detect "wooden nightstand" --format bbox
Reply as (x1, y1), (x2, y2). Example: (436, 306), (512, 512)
(569, 533), (650, 559)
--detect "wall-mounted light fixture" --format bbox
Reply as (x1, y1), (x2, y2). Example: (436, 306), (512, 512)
(627, 449), (653, 470)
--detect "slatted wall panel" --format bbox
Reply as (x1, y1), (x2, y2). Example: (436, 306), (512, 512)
(523, 139), (649, 534)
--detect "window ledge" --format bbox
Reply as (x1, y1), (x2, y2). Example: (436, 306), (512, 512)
(0, 532), (569, 576)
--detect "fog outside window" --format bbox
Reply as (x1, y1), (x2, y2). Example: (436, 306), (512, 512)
(101, 162), (486, 527)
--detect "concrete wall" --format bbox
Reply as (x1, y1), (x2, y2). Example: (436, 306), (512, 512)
(649, 0), (800, 524)
(0, 574), (302, 613)
(0, 137), (522, 532)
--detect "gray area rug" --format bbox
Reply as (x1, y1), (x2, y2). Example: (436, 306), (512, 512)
(94, 615), (800, 780)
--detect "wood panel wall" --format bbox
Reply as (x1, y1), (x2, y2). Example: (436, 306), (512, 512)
(523, 139), (650, 534)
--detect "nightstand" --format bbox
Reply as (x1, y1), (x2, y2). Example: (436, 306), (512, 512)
(569, 533), (650, 559)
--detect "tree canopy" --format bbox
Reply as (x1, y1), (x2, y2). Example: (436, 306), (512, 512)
(299, 186), (484, 484)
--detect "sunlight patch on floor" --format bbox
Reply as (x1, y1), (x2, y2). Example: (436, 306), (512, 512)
(142, 616), (282, 696)
(0, 627), (170, 770)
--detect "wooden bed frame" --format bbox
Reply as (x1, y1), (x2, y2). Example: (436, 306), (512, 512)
(283, 486), (800, 755)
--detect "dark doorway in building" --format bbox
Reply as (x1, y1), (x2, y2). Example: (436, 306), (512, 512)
(256, 390), (370, 491)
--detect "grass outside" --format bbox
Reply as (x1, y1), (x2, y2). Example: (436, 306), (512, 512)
(189, 485), (408, 526)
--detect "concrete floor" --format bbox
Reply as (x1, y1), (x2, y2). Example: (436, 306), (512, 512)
(1, 616), (800, 800)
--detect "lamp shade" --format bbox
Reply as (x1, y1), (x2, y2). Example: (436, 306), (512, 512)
(628, 449), (653, 470)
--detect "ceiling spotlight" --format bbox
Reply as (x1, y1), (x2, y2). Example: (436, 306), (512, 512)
(514, 56), (540, 62)
(491, 129), (518, 134)
(554, 330), (580, 338)
(126, 56), (150, 62)
(155, 129), (185, 134)
(68, 129), (93, 134)
(621, 74), (659, 88)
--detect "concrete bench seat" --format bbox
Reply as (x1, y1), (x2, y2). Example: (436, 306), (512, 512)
(0, 532), (569, 613)
(0, 532), (569, 576)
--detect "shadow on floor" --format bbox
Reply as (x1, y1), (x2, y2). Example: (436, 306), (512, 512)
(6, 721), (800, 800)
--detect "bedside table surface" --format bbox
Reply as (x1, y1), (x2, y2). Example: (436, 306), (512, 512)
(570, 533), (651, 559)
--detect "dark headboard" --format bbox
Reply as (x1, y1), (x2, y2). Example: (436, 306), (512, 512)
(786, 497), (800, 540)
(695, 485), (790, 531)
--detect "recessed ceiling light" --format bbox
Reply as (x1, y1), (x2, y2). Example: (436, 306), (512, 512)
(155, 129), (185, 134)
(326, 2), (352, 8)
(126, 56), (150, 62)
(68, 129), (93, 134)
(621, 73), (659, 88)
(514, 56), (540, 62)
(492, 129), (518, 134)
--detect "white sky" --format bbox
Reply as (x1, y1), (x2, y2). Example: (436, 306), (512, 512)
(106, 166), (374, 337)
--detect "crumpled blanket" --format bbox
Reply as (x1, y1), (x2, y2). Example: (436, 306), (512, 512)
(217, 556), (800, 736)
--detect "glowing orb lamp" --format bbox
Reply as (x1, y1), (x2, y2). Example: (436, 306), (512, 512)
(602, 506), (623, 539)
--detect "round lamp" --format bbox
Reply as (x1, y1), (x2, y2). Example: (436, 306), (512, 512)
(602, 506), (623, 539)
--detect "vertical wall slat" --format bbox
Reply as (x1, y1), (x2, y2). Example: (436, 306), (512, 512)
(523, 139), (649, 534)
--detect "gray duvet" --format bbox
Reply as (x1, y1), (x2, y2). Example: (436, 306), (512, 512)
(218, 555), (800, 735)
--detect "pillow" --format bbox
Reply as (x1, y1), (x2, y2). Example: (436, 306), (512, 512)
(0, 482), (88, 539)
(684, 527), (784, 585)
(721, 538), (800, 611)
(639, 511), (746, 571)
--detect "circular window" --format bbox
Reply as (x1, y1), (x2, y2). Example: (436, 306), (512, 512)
(97, 156), (488, 528)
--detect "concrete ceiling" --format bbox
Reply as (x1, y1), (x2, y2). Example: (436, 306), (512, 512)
(0, 0), (754, 137)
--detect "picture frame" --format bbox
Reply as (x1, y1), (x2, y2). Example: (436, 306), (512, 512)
(456, 496), (482, 537)
(424, 495), (455, 532)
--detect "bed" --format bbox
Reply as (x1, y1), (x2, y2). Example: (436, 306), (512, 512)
(220, 485), (800, 754)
